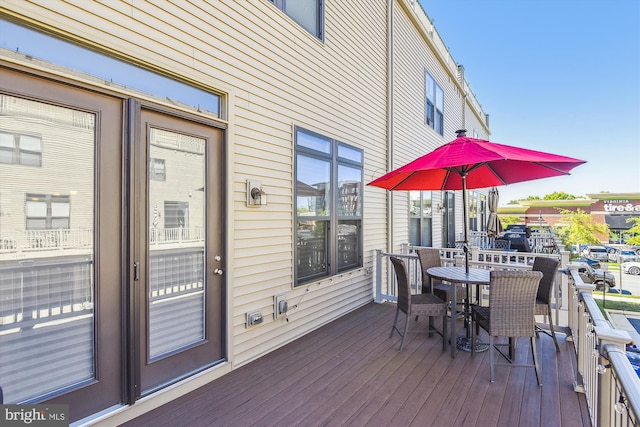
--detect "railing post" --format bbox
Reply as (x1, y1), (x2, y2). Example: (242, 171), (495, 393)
(595, 328), (633, 427)
(375, 249), (382, 303)
(470, 246), (479, 264)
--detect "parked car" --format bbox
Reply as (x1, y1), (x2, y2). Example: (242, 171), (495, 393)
(621, 261), (640, 276)
(608, 249), (638, 263)
(608, 289), (633, 295)
(571, 261), (616, 291)
(572, 257), (601, 270)
(581, 245), (609, 262)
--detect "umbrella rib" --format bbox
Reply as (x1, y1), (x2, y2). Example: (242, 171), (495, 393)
(531, 162), (573, 175)
(483, 163), (507, 186)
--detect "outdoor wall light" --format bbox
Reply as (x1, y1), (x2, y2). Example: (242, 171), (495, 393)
(246, 179), (267, 206)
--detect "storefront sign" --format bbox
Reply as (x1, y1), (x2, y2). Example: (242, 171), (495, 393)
(603, 200), (640, 212)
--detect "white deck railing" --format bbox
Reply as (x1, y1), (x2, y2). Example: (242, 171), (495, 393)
(567, 267), (640, 426)
(373, 246), (640, 426)
(0, 227), (204, 255)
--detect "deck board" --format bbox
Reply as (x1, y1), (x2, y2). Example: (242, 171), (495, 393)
(122, 302), (590, 427)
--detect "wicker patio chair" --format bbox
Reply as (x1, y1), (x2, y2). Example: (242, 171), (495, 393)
(416, 248), (466, 305)
(471, 269), (544, 384)
(532, 256), (561, 352)
(389, 256), (448, 352)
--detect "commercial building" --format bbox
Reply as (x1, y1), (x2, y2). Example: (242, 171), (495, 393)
(498, 193), (640, 242)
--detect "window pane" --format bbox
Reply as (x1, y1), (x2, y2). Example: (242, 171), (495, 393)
(0, 19), (220, 116)
(435, 111), (443, 135)
(19, 151), (41, 166)
(409, 218), (420, 246)
(20, 135), (42, 151)
(26, 218), (47, 229)
(148, 128), (206, 359)
(338, 144), (362, 163)
(421, 191), (433, 217)
(297, 131), (330, 154)
(0, 132), (13, 148)
(409, 191), (421, 218)
(426, 101), (434, 127)
(338, 165), (361, 216)
(26, 200), (47, 216)
(337, 220), (359, 271)
(0, 96), (95, 403)
(285, 0), (320, 37)
(435, 86), (444, 110)
(297, 154), (330, 216)
(51, 218), (70, 229)
(421, 218), (433, 246)
(426, 73), (435, 100)
(0, 148), (13, 163)
(297, 220), (328, 281)
(51, 201), (70, 216)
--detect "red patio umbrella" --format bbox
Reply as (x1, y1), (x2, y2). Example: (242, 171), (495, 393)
(369, 131), (586, 272)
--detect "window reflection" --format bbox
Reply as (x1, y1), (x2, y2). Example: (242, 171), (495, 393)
(147, 127), (206, 359)
(296, 155), (330, 217)
(0, 94), (95, 402)
(338, 165), (361, 216)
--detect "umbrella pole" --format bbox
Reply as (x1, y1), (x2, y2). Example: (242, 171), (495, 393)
(462, 174), (469, 274)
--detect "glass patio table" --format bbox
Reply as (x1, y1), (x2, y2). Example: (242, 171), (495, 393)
(426, 266), (490, 358)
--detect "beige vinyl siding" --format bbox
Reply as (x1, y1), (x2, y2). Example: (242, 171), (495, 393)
(1, 2), (493, 419)
(2, 0), (390, 365)
(390, 3), (459, 250)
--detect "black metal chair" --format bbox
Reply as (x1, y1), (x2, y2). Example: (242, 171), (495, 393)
(471, 269), (544, 384)
(389, 256), (448, 352)
(532, 256), (561, 352)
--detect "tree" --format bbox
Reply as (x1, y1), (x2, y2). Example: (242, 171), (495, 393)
(626, 217), (640, 245)
(543, 191), (577, 200)
(555, 209), (609, 251)
(499, 216), (520, 227)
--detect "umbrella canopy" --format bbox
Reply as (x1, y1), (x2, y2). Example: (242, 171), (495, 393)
(368, 132), (586, 272)
(368, 135), (586, 191)
(486, 187), (502, 238)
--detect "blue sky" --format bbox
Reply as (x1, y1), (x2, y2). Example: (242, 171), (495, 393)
(419, 0), (640, 205)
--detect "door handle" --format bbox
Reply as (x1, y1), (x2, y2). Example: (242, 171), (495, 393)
(214, 268), (224, 275)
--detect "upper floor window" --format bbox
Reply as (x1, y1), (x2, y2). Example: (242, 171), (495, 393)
(0, 131), (42, 166)
(426, 72), (444, 135)
(26, 194), (70, 230)
(295, 127), (362, 285)
(150, 158), (166, 181)
(270, 0), (324, 40)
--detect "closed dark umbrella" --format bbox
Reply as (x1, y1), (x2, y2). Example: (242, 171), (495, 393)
(368, 130), (586, 272)
(486, 187), (502, 240)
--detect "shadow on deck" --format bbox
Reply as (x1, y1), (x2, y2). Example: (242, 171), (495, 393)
(123, 302), (590, 427)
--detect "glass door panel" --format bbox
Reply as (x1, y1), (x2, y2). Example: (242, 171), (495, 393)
(148, 128), (206, 360)
(0, 95), (96, 402)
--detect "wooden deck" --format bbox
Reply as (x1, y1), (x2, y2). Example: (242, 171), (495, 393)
(122, 302), (591, 427)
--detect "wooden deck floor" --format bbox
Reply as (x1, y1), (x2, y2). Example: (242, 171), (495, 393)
(122, 302), (591, 427)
